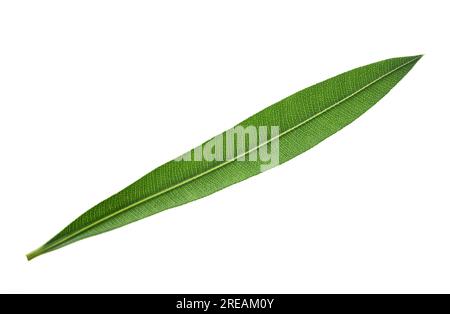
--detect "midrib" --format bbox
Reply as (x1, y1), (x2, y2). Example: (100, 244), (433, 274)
(38, 56), (420, 254)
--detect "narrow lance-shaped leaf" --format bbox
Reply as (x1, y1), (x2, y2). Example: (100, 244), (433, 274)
(27, 55), (422, 260)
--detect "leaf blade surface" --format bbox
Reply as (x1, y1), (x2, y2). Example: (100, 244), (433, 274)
(27, 55), (421, 260)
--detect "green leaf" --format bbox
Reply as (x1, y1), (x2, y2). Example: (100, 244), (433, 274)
(27, 55), (422, 260)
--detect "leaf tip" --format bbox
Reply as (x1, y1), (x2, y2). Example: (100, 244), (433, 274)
(402, 54), (423, 67)
(411, 54), (424, 61)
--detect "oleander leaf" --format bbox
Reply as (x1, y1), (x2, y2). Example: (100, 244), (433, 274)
(27, 55), (422, 260)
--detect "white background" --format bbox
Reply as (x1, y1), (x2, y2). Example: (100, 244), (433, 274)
(1, 1), (449, 294)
